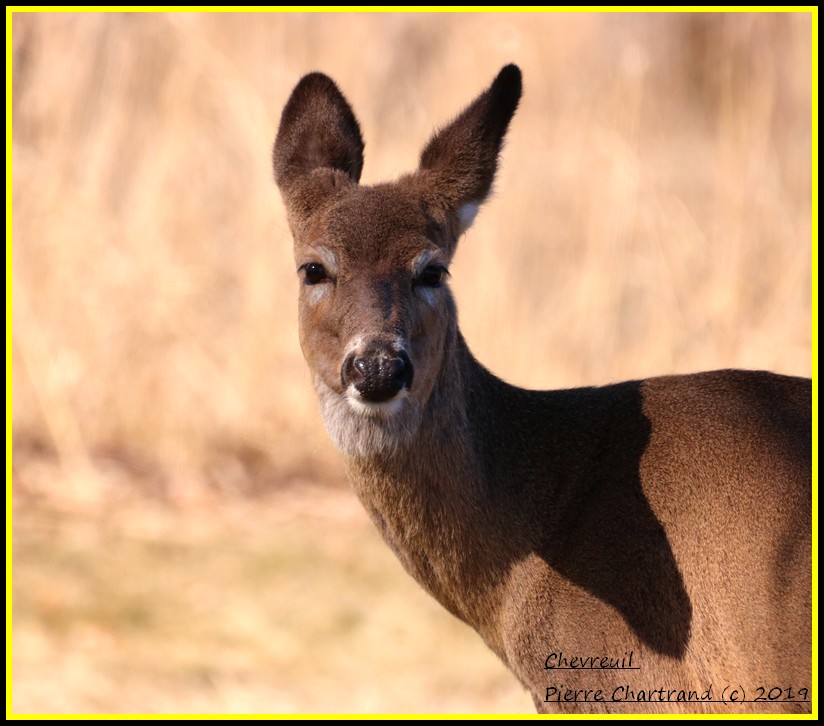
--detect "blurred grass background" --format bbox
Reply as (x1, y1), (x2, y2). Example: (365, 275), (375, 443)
(11, 10), (812, 714)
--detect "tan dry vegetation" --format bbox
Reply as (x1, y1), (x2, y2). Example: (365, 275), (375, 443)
(13, 486), (531, 713)
(11, 11), (813, 715)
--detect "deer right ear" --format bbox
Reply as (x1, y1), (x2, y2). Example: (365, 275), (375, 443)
(415, 64), (522, 239)
(273, 73), (365, 227)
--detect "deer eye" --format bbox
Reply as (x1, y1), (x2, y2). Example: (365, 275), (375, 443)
(415, 264), (448, 288)
(299, 262), (329, 285)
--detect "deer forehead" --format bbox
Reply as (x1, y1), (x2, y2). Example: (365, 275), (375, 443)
(296, 183), (451, 272)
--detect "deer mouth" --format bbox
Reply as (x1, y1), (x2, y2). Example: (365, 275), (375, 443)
(345, 387), (409, 417)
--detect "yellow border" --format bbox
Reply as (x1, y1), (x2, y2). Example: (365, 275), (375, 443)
(6, 5), (818, 721)
(810, 5), (820, 726)
(3, 5), (821, 12)
(6, 10), (13, 726)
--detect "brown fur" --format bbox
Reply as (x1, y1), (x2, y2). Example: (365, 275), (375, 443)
(272, 65), (811, 714)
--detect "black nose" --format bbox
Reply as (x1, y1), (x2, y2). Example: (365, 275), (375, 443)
(342, 349), (413, 402)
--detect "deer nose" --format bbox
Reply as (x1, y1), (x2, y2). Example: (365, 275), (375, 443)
(342, 349), (414, 402)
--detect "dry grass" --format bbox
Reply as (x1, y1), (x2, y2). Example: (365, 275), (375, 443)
(10, 10), (813, 715)
(13, 483), (531, 714)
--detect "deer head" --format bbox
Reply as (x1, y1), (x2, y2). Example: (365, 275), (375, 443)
(273, 66), (522, 458)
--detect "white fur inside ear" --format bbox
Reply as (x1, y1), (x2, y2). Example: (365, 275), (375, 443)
(458, 202), (480, 232)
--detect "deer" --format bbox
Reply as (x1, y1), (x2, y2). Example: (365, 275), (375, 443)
(272, 65), (812, 714)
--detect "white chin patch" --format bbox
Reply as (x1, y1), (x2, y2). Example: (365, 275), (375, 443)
(346, 388), (407, 417)
(315, 378), (421, 458)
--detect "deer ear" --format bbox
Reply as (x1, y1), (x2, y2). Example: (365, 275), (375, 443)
(416, 64), (521, 234)
(273, 73), (364, 226)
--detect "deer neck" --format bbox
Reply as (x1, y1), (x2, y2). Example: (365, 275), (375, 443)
(344, 330), (536, 643)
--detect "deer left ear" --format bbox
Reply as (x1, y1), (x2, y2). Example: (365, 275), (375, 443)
(415, 64), (522, 234)
(273, 72), (365, 231)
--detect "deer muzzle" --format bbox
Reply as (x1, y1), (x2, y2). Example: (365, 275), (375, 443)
(341, 345), (414, 403)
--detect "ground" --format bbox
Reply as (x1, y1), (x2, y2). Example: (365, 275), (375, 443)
(11, 467), (530, 715)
